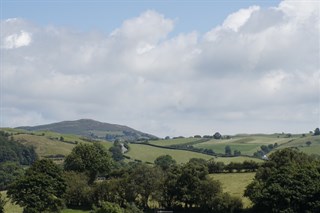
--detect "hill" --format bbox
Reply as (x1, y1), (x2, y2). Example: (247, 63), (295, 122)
(16, 119), (157, 141)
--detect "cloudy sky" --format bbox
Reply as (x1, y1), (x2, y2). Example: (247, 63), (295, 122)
(1, 0), (319, 137)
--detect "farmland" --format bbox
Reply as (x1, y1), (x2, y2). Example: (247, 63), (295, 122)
(125, 143), (262, 164)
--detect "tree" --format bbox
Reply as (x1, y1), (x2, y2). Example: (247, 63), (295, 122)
(233, 150), (241, 156)
(314, 128), (320, 136)
(109, 141), (124, 161)
(93, 201), (123, 213)
(225, 145), (232, 156)
(208, 159), (225, 173)
(213, 132), (222, 139)
(63, 171), (93, 209)
(125, 164), (163, 209)
(0, 132), (37, 165)
(7, 159), (66, 213)
(64, 143), (113, 183)
(245, 148), (320, 213)
(154, 155), (176, 171)
(0, 162), (24, 190)
(306, 141), (312, 146)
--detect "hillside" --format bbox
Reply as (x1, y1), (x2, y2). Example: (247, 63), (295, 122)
(149, 134), (320, 157)
(16, 119), (157, 141)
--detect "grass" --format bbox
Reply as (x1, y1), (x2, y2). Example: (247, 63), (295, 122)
(126, 143), (263, 164)
(12, 134), (78, 158)
(5, 130), (113, 159)
(194, 136), (303, 155)
(149, 137), (199, 147)
(1, 191), (23, 213)
(210, 172), (256, 208)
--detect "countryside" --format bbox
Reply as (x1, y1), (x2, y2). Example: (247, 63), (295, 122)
(1, 119), (320, 212)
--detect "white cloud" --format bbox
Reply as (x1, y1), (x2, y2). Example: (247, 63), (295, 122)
(3, 30), (32, 49)
(222, 5), (260, 32)
(1, 1), (319, 137)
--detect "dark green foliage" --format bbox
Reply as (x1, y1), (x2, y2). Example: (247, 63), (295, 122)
(253, 143), (278, 158)
(7, 159), (66, 213)
(0, 162), (24, 190)
(245, 148), (320, 213)
(314, 128), (320, 136)
(125, 164), (163, 208)
(63, 171), (93, 209)
(64, 143), (112, 183)
(93, 201), (123, 213)
(306, 141), (312, 146)
(109, 141), (124, 161)
(0, 131), (37, 165)
(208, 159), (225, 173)
(225, 145), (232, 156)
(233, 149), (241, 156)
(213, 132), (222, 139)
(154, 155), (176, 170)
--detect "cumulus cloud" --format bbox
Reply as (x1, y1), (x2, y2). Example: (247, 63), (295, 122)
(1, 1), (319, 136)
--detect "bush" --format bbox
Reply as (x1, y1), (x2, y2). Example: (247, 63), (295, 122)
(93, 201), (123, 213)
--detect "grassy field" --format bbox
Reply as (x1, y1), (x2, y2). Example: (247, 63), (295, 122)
(125, 143), (262, 164)
(194, 136), (295, 155)
(210, 172), (256, 208)
(148, 135), (320, 157)
(1, 128), (113, 159)
(149, 137), (200, 146)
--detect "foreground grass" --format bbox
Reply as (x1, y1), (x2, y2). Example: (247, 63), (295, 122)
(210, 172), (256, 208)
(1, 191), (23, 213)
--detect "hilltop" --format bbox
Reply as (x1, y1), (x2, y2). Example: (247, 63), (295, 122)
(16, 119), (157, 141)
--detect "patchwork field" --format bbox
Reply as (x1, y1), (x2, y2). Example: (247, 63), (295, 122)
(125, 143), (263, 164)
(148, 134), (320, 156)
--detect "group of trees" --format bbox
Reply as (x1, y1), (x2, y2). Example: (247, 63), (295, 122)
(253, 143), (278, 158)
(5, 143), (243, 213)
(0, 131), (37, 165)
(245, 148), (320, 212)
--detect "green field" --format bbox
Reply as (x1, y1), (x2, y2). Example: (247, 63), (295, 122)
(211, 172), (255, 208)
(149, 137), (200, 146)
(148, 134), (320, 157)
(125, 143), (262, 164)
(1, 128), (113, 160)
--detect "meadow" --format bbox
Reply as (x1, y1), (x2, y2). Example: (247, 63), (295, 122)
(125, 143), (262, 164)
(147, 134), (320, 156)
(210, 172), (255, 208)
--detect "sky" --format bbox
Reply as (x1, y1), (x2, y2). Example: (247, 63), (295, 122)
(1, 0), (319, 137)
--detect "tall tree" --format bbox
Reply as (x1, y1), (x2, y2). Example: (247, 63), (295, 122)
(154, 155), (176, 171)
(245, 148), (320, 213)
(64, 143), (113, 183)
(7, 159), (66, 213)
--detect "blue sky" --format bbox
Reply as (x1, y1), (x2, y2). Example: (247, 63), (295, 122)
(2, 1), (280, 34)
(1, 0), (319, 137)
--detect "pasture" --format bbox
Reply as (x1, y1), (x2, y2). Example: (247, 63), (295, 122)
(210, 172), (256, 208)
(125, 143), (262, 164)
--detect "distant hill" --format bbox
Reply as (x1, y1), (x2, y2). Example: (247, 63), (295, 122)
(16, 119), (157, 141)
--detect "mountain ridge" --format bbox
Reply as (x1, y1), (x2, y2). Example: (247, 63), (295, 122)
(16, 119), (157, 141)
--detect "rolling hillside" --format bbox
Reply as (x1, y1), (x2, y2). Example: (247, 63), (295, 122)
(149, 134), (320, 156)
(16, 119), (157, 141)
